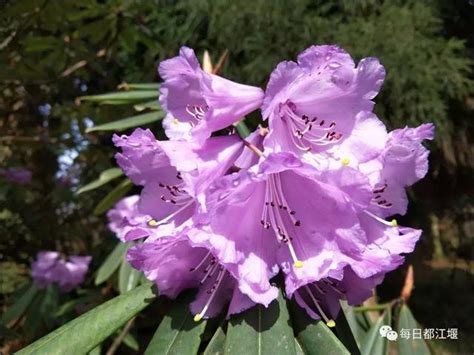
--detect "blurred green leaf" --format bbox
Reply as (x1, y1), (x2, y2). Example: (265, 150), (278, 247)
(225, 291), (296, 355)
(290, 301), (349, 355)
(145, 293), (207, 355)
(17, 283), (157, 355)
(123, 83), (160, 90)
(93, 179), (133, 215)
(340, 300), (371, 348)
(0, 283), (37, 326)
(76, 168), (123, 195)
(361, 309), (391, 355)
(203, 324), (226, 355)
(118, 259), (141, 294)
(88, 344), (102, 355)
(235, 120), (251, 138)
(122, 332), (139, 351)
(86, 111), (165, 133)
(95, 242), (128, 285)
(80, 90), (158, 104)
(134, 100), (161, 111)
(397, 305), (430, 355)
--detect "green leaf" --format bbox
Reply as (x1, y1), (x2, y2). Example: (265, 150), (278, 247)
(93, 179), (133, 215)
(88, 344), (101, 355)
(122, 332), (139, 351)
(235, 120), (251, 138)
(17, 283), (157, 355)
(124, 83), (160, 90)
(86, 111), (165, 133)
(145, 293), (207, 355)
(80, 90), (158, 104)
(203, 324), (226, 355)
(336, 303), (361, 355)
(340, 301), (371, 348)
(134, 100), (161, 111)
(1, 283), (37, 326)
(118, 259), (141, 294)
(95, 242), (128, 285)
(295, 339), (305, 355)
(361, 309), (391, 355)
(290, 301), (349, 355)
(225, 290), (296, 355)
(77, 168), (123, 194)
(397, 305), (430, 355)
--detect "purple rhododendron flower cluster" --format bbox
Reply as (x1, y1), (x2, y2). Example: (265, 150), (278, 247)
(31, 251), (91, 292)
(108, 45), (434, 325)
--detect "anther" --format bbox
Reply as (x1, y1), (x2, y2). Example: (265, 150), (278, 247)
(147, 219), (158, 227)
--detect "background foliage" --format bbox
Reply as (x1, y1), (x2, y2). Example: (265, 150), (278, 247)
(1, 0), (473, 353)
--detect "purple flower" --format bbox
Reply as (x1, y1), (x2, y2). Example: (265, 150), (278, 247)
(113, 128), (244, 235)
(31, 252), (91, 292)
(262, 45), (386, 166)
(107, 195), (157, 241)
(127, 232), (259, 320)
(159, 47), (264, 143)
(360, 123), (435, 218)
(195, 152), (373, 306)
(0, 167), (32, 185)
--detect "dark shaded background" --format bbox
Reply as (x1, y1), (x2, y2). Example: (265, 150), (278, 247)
(1, 0), (473, 353)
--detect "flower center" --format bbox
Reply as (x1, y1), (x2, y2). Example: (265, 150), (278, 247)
(190, 252), (227, 322)
(186, 104), (209, 126)
(364, 182), (397, 227)
(260, 174), (303, 268)
(279, 101), (342, 152)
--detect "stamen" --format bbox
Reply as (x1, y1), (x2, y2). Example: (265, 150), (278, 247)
(364, 210), (398, 227)
(341, 157), (350, 166)
(189, 252), (212, 272)
(147, 219), (158, 227)
(304, 285), (336, 327)
(194, 269), (226, 322)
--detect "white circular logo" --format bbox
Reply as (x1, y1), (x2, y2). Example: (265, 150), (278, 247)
(379, 325), (392, 337)
(386, 330), (398, 341)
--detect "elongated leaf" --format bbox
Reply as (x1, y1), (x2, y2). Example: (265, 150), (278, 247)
(121, 83), (160, 90)
(145, 293), (207, 355)
(340, 300), (371, 347)
(118, 259), (140, 294)
(235, 120), (251, 138)
(225, 291), (296, 355)
(80, 90), (157, 103)
(88, 344), (101, 355)
(122, 332), (139, 351)
(397, 305), (430, 355)
(77, 168), (123, 194)
(95, 242), (128, 285)
(290, 301), (349, 355)
(361, 309), (391, 355)
(93, 179), (132, 215)
(336, 303), (361, 355)
(0, 283), (37, 326)
(295, 339), (305, 355)
(86, 111), (165, 133)
(203, 324), (226, 355)
(134, 100), (161, 111)
(18, 283), (157, 355)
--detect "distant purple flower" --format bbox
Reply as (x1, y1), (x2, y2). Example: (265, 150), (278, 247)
(262, 45), (386, 166)
(159, 47), (264, 143)
(127, 232), (260, 320)
(31, 252), (91, 292)
(0, 167), (32, 185)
